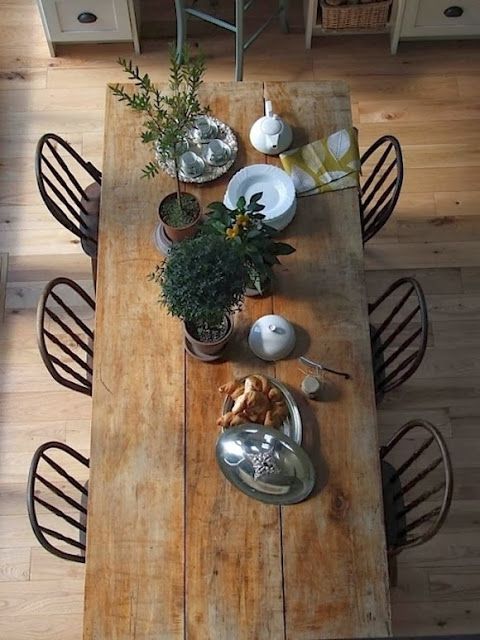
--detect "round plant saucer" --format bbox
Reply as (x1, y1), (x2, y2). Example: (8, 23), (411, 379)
(153, 222), (173, 256)
(184, 336), (224, 362)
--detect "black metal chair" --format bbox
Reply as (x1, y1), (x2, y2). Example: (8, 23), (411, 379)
(27, 441), (89, 563)
(360, 135), (403, 244)
(36, 277), (95, 396)
(35, 133), (102, 280)
(380, 419), (453, 585)
(174, 0), (289, 81)
(369, 277), (428, 402)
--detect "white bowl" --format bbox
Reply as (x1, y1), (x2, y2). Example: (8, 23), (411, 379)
(224, 164), (296, 231)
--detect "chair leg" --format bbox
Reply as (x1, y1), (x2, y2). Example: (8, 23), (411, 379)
(388, 554), (399, 587)
(174, 0), (187, 60)
(91, 257), (97, 291)
(279, 0), (289, 33)
(235, 0), (245, 81)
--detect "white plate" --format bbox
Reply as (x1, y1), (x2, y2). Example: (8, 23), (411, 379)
(224, 164), (296, 229)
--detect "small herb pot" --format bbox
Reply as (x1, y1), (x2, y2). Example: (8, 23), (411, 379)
(184, 316), (233, 361)
(158, 192), (201, 243)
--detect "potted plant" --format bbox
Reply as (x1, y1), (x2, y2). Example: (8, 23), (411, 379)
(149, 234), (247, 360)
(110, 45), (206, 242)
(201, 193), (296, 295)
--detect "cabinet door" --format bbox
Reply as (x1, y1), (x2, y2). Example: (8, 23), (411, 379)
(39, 0), (133, 42)
(401, 0), (480, 37)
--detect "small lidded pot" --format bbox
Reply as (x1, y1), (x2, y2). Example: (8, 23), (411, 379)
(248, 314), (296, 361)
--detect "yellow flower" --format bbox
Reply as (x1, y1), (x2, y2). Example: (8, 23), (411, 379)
(226, 224), (240, 238)
(235, 213), (250, 227)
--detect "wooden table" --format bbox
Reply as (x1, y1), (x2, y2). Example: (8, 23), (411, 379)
(84, 81), (391, 640)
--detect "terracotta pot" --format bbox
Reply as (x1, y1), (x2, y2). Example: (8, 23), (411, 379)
(184, 316), (233, 360)
(158, 192), (201, 243)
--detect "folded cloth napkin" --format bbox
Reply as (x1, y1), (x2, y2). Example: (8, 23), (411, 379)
(280, 127), (360, 196)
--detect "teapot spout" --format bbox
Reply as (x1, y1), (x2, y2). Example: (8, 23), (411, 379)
(265, 100), (273, 118)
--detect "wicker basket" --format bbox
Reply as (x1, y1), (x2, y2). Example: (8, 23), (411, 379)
(320, 1), (392, 31)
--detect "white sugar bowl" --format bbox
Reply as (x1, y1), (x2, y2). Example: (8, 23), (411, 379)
(248, 314), (296, 361)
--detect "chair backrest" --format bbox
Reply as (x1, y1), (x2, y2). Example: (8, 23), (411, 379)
(35, 133), (102, 255)
(360, 135), (403, 244)
(36, 277), (96, 396)
(380, 420), (453, 556)
(369, 277), (428, 399)
(27, 441), (90, 563)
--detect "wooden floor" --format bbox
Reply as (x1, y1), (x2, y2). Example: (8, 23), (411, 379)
(1, 1), (480, 638)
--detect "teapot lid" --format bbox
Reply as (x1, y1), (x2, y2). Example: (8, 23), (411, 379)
(261, 117), (282, 136)
(216, 424), (315, 504)
(248, 314), (296, 361)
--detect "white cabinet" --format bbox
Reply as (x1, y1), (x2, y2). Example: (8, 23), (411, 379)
(391, 0), (480, 53)
(37, 0), (140, 55)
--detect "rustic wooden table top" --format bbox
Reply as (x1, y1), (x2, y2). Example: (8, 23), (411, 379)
(83, 80), (391, 640)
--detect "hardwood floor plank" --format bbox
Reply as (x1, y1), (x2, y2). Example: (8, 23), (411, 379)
(433, 320), (480, 347)
(0, 613), (83, 640)
(429, 567), (480, 603)
(0, 69), (46, 90)
(0, 548), (30, 582)
(0, 252), (7, 321)
(381, 376), (480, 410)
(365, 242), (480, 269)
(397, 215), (480, 243)
(461, 267), (480, 293)
(0, 390), (91, 422)
(365, 267), (463, 296)
(0, 579), (84, 616)
(435, 191), (480, 216)
(450, 416), (480, 439)
(358, 99), (480, 124)
(392, 600), (480, 635)
(0, 87), (105, 112)
(0, 421), (65, 452)
(359, 121), (480, 147)
(30, 548), (85, 581)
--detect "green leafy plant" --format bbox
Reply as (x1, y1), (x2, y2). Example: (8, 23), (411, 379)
(149, 235), (247, 341)
(201, 193), (295, 293)
(110, 45), (206, 222)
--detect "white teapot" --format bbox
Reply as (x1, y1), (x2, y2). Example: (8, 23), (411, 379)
(249, 100), (293, 156)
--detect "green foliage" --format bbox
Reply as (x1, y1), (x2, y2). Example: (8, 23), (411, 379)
(109, 44), (206, 185)
(201, 193), (295, 293)
(149, 235), (246, 332)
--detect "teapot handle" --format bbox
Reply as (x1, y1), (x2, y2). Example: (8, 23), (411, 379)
(265, 100), (273, 118)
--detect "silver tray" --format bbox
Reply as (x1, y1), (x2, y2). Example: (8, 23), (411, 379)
(222, 376), (302, 445)
(155, 115), (238, 184)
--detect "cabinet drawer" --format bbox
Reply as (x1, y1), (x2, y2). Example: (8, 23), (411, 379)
(401, 0), (480, 37)
(38, 0), (133, 42)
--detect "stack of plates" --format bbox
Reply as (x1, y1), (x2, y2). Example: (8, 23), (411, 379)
(224, 164), (296, 231)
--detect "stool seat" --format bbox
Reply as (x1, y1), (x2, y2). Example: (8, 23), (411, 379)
(174, 0), (289, 81)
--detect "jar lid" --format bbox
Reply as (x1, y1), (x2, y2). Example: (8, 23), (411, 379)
(248, 314), (296, 361)
(216, 425), (315, 505)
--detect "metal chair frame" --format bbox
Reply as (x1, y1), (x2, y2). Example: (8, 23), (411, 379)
(36, 277), (95, 396)
(360, 135), (403, 244)
(380, 419), (453, 558)
(27, 441), (90, 563)
(174, 0), (289, 81)
(369, 277), (428, 400)
(35, 133), (102, 257)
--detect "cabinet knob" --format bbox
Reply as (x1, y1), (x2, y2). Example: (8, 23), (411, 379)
(77, 12), (98, 24)
(444, 6), (464, 18)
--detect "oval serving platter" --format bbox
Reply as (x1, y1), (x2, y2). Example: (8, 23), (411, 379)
(222, 376), (302, 445)
(155, 116), (238, 184)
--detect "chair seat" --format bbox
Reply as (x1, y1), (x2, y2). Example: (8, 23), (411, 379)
(80, 182), (100, 258)
(381, 460), (407, 550)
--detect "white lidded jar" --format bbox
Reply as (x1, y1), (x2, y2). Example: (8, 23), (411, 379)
(248, 314), (296, 361)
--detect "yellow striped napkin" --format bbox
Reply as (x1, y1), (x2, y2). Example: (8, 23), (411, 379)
(280, 128), (360, 196)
